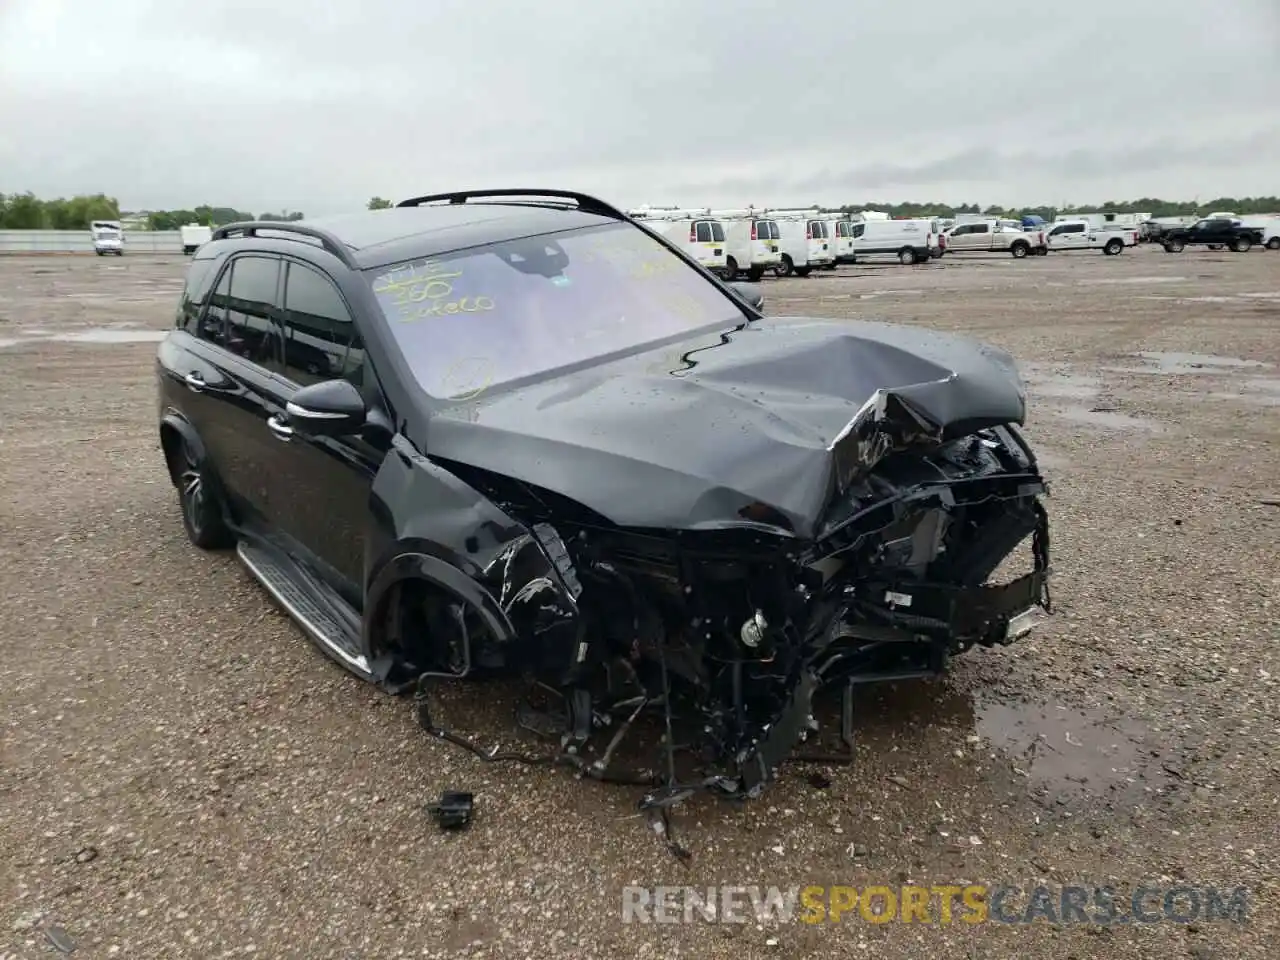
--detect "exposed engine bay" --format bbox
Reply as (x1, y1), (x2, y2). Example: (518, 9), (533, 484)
(387, 418), (1050, 810)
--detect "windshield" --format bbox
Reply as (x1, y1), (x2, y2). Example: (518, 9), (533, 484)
(369, 221), (746, 399)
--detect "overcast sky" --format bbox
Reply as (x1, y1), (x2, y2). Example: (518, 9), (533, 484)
(2, 1), (1277, 215)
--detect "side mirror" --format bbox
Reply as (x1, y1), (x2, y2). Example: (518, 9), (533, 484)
(285, 378), (366, 437)
(726, 281), (764, 311)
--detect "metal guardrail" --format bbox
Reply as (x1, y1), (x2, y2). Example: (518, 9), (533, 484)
(0, 230), (186, 254)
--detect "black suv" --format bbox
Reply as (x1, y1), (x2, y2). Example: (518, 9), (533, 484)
(156, 189), (1050, 802)
(1161, 218), (1264, 253)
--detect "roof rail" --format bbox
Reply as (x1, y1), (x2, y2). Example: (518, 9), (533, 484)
(212, 221), (357, 269)
(395, 188), (627, 220)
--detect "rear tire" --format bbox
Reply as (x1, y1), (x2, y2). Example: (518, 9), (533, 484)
(898, 247), (917, 265)
(746, 266), (764, 281)
(723, 257), (738, 282)
(1010, 241), (1029, 259)
(175, 435), (233, 550)
(1104, 239), (1123, 255)
(775, 255), (794, 278)
(1232, 238), (1252, 253)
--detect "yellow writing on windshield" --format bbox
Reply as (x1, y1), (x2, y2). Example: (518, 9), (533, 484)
(373, 260), (496, 321)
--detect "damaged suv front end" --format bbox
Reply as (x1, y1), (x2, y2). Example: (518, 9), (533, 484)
(364, 207), (1050, 804)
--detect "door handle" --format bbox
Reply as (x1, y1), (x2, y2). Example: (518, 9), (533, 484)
(266, 414), (295, 441)
(183, 372), (205, 392)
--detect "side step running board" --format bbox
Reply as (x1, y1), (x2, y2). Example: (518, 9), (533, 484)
(236, 541), (372, 681)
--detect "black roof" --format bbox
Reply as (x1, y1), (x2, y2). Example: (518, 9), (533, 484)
(207, 191), (626, 271)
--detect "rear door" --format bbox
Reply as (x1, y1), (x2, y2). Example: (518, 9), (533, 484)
(947, 224), (975, 251)
(191, 253), (289, 529)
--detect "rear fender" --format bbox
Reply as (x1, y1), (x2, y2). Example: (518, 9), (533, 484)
(158, 411), (206, 485)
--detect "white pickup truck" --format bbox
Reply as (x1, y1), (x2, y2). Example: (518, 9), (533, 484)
(943, 219), (1046, 258)
(1045, 219), (1133, 255)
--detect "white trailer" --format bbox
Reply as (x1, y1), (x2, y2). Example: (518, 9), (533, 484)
(761, 208), (834, 276)
(180, 223), (214, 255)
(627, 207), (728, 273)
(705, 209), (783, 281)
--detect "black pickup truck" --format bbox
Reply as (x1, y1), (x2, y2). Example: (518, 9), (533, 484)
(1162, 218), (1264, 253)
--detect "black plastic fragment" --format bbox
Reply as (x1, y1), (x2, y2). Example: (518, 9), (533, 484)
(427, 791), (475, 830)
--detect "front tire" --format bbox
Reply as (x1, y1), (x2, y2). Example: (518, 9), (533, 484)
(1266, 237), (1280, 251)
(775, 255), (794, 278)
(794, 266), (812, 277)
(176, 436), (233, 550)
(723, 257), (738, 282)
(1165, 241), (1185, 253)
(746, 266), (765, 281)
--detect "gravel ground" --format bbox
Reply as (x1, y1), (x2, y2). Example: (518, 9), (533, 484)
(1, 248), (1277, 959)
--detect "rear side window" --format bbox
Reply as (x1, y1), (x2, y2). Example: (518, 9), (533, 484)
(280, 262), (364, 387)
(178, 257), (219, 335)
(753, 220), (779, 240)
(224, 256), (283, 367)
(972, 223), (990, 234)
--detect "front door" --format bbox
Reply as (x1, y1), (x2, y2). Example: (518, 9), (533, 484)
(259, 258), (387, 603)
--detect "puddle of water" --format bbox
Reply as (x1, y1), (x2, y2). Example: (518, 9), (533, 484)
(1107, 352), (1275, 376)
(1051, 406), (1166, 432)
(1089, 276), (1188, 285)
(1020, 366), (1101, 400)
(976, 701), (1163, 799)
(1209, 391), (1280, 408)
(51, 329), (167, 344)
(0, 328), (166, 348)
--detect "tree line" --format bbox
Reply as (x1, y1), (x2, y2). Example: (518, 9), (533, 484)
(368, 195), (1280, 219)
(831, 197), (1280, 220)
(3, 191), (1276, 231)
(0, 192), (305, 230)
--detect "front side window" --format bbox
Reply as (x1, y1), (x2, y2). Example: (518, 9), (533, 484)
(972, 223), (990, 234)
(951, 225), (971, 237)
(368, 221), (746, 400)
(280, 262), (363, 386)
(852, 223), (865, 238)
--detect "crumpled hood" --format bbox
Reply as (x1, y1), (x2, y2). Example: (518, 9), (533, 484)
(426, 318), (1027, 538)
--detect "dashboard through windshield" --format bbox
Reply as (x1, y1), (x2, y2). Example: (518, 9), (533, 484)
(367, 221), (746, 400)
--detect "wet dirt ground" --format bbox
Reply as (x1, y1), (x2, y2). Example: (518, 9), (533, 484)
(1, 248), (1277, 958)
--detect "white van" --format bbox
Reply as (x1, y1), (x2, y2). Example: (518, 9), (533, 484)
(763, 209), (834, 276)
(90, 220), (124, 256)
(850, 218), (939, 264)
(707, 209), (783, 281)
(627, 207), (728, 273)
(828, 217), (856, 265)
